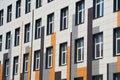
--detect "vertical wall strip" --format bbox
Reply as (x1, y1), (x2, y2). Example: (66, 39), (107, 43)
(19, 21), (24, 80)
(87, 8), (93, 80)
(40, 27), (45, 80)
(49, 32), (56, 80)
(67, 46), (70, 80)
(0, 64), (3, 80)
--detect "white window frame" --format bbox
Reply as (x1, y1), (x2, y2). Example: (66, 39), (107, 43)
(61, 8), (68, 30)
(94, 34), (103, 59)
(95, 0), (104, 18)
(7, 5), (12, 22)
(5, 60), (9, 76)
(0, 36), (2, 51)
(14, 57), (18, 74)
(24, 55), (28, 72)
(61, 43), (67, 65)
(15, 28), (20, 46)
(25, 24), (30, 43)
(36, 0), (41, 8)
(116, 30), (120, 55)
(16, 1), (21, 18)
(0, 10), (3, 26)
(76, 39), (84, 62)
(115, 0), (118, 11)
(114, 73), (120, 80)
(35, 51), (40, 70)
(47, 47), (53, 68)
(36, 19), (41, 39)
(26, 0), (31, 13)
(6, 32), (11, 49)
(48, 13), (54, 35)
(76, 1), (85, 24)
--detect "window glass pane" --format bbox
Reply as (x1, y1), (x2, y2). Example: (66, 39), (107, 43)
(96, 44), (100, 57)
(117, 39), (120, 53)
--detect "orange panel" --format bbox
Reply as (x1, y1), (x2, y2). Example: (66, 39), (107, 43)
(117, 56), (120, 72)
(49, 33), (56, 80)
(35, 71), (40, 80)
(77, 67), (87, 80)
(67, 47), (71, 80)
(0, 64), (3, 80)
(28, 47), (32, 80)
(117, 11), (120, 26)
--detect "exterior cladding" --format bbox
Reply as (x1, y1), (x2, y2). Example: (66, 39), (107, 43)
(0, 0), (120, 80)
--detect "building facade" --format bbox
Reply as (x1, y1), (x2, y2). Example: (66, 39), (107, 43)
(0, 0), (120, 80)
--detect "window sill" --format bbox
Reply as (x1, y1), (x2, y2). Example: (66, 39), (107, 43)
(113, 9), (120, 13)
(93, 16), (103, 20)
(75, 22), (84, 26)
(34, 69), (40, 71)
(75, 60), (84, 64)
(93, 57), (103, 60)
(46, 32), (54, 36)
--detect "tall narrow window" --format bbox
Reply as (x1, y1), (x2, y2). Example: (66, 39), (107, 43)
(114, 28), (120, 55)
(46, 47), (53, 68)
(36, 0), (41, 8)
(113, 73), (120, 80)
(34, 50), (40, 70)
(15, 27), (20, 46)
(94, 33), (103, 59)
(60, 7), (68, 30)
(24, 23), (30, 43)
(0, 35), (2, 51)
(23, 54), (28, 72)
(47, 13), (54, 35)
(35, 18), (41, 39)
(6, 31), (11, 49)
(7, 5), (12, 22)
(60, 42), (67, 66)
(114, 0), (120, 12)
(5, 60), (9, 76)
(16, 0), (21, 18)
(76, 0), (85, 25)
(92, 75), (103, 80)
(75, 38), (84, 63)
(25, 0), (31, 13)
(0, 9), (4, 26)
(93, 0), (104, 18)
(48, 0), (53, 3)
(13, 56), (19, 75)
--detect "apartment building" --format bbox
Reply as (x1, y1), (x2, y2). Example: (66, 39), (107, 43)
(0, 0), (120, 80)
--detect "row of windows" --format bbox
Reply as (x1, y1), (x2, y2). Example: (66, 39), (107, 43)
(0, 0), (120, 26)
(3, 57), (120, 80)
(1, 27), (120, 76)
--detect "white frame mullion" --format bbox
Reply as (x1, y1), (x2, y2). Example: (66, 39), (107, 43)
(116, 37), (120, 55)
(47, 48), (53, 68)
(15, 58), (18, 74)
(35, 52), (40, 70)
(25, 56), (28, 72)
(5, 61), (9, 76)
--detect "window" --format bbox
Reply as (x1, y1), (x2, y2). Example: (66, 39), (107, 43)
(114, 0), (120, 12)
(75, 38), (84, 63)
(23, 54), (28, 72)
(47, 13), (54, 35)
(35, 18), (41, 39)
(93, 0), (104, 18)
(34, 50), (40, 70)
(7, 5), (12, 22)
(113, 73), (120, 80)
(76, 0), (85, 25)
(6, 31), (11, 49)
(25, 0), (31, 13)
(0, 9), (4, 26)
(48, 0), (53, 3)
(92, 75), (103, 80)
(60, 7), (68, 30)
(114, 28), (120, 55)
(24, 23), (30, 43)
(5, 60), (9, 76)
(15, 27), (20, 46)
(74, 77), (83, 80)
(36, 0), (41, 8)
(0, 35), (2, 51)
(13, 56), (19, 75)
(16, 0), (21, 18)
(94, 33), (103, 59)
(60, 42), (67, 66)
(46, 47), (53, 68)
